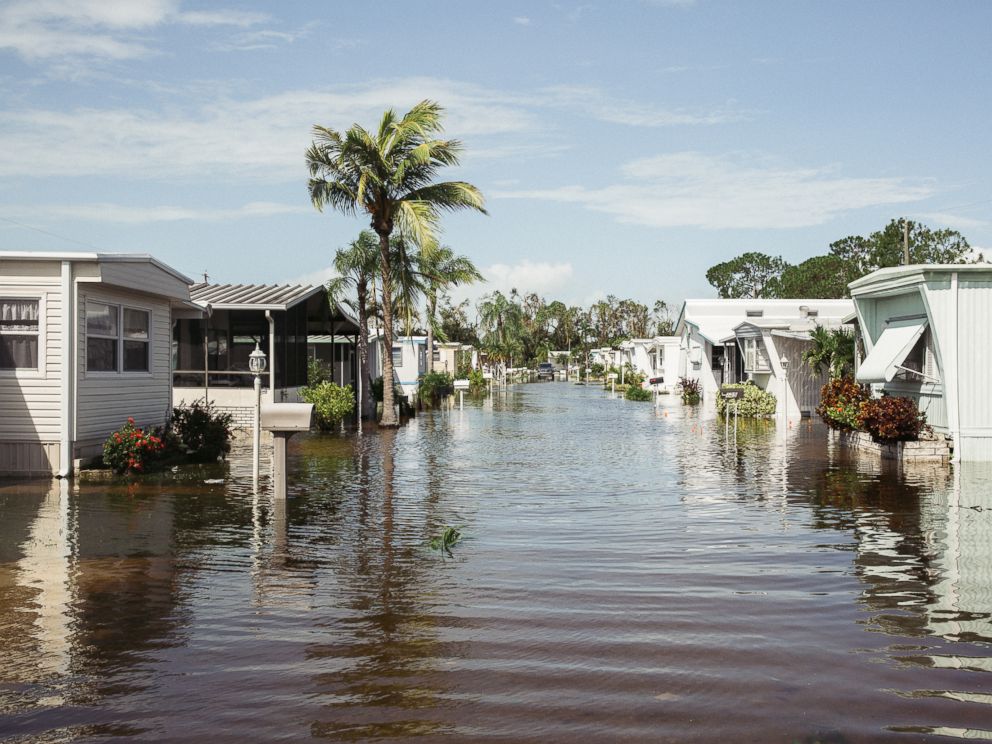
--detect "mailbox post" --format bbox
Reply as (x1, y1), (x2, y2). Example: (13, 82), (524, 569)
(453, 378), (470, 409)
(649, 376), (664, 407)
(720, 386), (745, 437)
(260, 403), (314, 500)
(607, 372), (617, 395)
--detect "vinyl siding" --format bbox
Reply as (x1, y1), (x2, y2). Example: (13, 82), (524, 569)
(0, 275), (63, 442)
(75, 286), (173, 446)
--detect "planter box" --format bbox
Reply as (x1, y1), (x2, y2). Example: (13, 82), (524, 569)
(833, 429), (950, 462)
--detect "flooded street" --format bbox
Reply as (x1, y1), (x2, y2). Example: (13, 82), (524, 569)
(2, 381), (991, 743)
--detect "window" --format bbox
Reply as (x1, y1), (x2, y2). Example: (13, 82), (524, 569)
(86, 301), (151, 373)
(433, 349), (441, 362)
(899, 329), (939, 381)
(746, 309), (764, 318)
(0, 299), (40, 370)
(86, 301), (119, 372)
(392, 345), (403, 367)
(123, 308), (150, 372)
(742, 337), (771, 373)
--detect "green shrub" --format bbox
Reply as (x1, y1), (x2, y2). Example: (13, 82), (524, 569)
(624, 385), (652, 401)
(858, 395), (928, 442)
(299, 381), (355, 430)
(468, 367), (487, 394)
(817, 377), (871, 431)
(590, 362), (605, 379)
(715, 382), (777, 417)
(307, 356), (332, 385)
(419, 371), (453, 406)
(102, 417), (167, 474)
(677, 376), (702, 405)
(171, 400), (233, 462)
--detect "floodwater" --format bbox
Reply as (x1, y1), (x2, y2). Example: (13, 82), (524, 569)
(1, 383), (991, 743)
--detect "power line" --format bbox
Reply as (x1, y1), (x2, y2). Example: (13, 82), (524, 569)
(0, 216), (103, 251)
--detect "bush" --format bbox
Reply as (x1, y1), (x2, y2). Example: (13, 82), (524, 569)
(171, 400), (234, 462)
(419, 371), (453, 406)
(468, 368), (487, 394)
(102, 417), (167, 474)
(299, 381), (355, 430)
(677, 376), (702, 405)
(590, 362), (605, 379)
(858, 396), (928, 442)
(624, 384), (652, 401)
(817, 377), (870, 431)
(308, 356), (332, 385)
(715, 382), (777, 417)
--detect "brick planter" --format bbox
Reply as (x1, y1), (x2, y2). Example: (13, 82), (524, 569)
(833, 429), (950, 462)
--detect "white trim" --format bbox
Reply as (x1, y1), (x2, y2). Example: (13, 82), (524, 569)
(60, 261), (72, 477)
(82, 298), (155, 377)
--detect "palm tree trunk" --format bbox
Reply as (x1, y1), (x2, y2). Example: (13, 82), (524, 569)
(357, 280), (370, 419)
(377, 231), (398, 426)
(425, 293), (436, 375)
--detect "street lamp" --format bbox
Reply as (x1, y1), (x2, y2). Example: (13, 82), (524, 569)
(779, 354), (789, 428)
(249, 343), (267, 486)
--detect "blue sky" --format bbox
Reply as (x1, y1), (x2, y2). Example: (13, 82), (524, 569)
(1, 0), (990, 310)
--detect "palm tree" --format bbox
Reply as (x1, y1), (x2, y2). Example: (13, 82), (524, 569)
(477, 291), (524, 377)
(803, 325), (855, 379)
(327, 231), (379, 419)
(306, 100), (487, 426)
(418, 242), (482, 374)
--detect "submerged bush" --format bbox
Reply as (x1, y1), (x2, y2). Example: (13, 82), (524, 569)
(102, 417), (166, 474)
(817, 377), (870, 431)
(418, 371), (453, 406)
(624, 384), (653, 401)
(715, 382), (777, 417)
(858, 396), (928, 442)
(468, 368), (487, 394)
(171, 400), (233, 462)
(677, 376), (702, 405)
(300, 381), (355, 430)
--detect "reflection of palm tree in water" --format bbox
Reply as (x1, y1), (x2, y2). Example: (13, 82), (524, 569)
(310, 426), (453, 740)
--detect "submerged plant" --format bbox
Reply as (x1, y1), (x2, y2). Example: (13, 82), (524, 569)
(429, 526), (463, 553)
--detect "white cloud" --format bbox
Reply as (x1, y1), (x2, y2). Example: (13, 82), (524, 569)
(541, 85), (749, 126)
(513, 16), (532, 26)
(0, 0), (267, 62)
(451, 260), (575, 305)
(493, 152), (936, 230)
(2, 201), (309, 223)
(915, 212), (989, 230)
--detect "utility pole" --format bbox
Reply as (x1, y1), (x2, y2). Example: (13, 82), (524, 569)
(903, 219), (911, 266)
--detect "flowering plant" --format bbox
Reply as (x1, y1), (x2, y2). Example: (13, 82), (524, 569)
(102, 417), (166, 474)
(817, 377), (870, 431)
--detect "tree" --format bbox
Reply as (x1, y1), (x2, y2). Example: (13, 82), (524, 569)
(418, 243), (482, 373)
(829, 218), (979, 275)
(705, 252), (786, 298)
(306, 100), (486, 426)
(802, 325), (855, 379)
(477, 290), (524, 370)
(653, 300), (674, 336)
(326, 231), (379, 419)
(439, 297), (478, 346)
(768, 255), (855, 299)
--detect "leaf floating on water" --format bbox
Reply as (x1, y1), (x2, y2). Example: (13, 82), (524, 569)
(429, 526), (463, 553)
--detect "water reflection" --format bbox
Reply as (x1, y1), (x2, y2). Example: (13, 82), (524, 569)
(0, 383), (990, 742)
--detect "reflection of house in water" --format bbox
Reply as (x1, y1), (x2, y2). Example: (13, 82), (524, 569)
(173, 283), (359, 426)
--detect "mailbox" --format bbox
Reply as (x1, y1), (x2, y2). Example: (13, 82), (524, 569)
(649, 376), (664, 385)
(260, 403), (314, 432)
(453, 379), (471, 391)
(607, 372), (618, 381)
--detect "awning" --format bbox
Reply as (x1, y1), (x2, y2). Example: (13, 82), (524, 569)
(856, 319), (927, 383)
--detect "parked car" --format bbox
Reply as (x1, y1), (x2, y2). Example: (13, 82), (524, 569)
(537, 362), (555, 381)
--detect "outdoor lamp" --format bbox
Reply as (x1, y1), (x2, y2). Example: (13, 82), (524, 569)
(249, 343), (268, 375)
(779, 354), (789, 370)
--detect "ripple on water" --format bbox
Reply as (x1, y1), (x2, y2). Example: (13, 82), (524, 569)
(1, 382), (992, 742)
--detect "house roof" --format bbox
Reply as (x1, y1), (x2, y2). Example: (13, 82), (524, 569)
(848, 262), (992, 292)
(190, 283), (324, 311)
(0, 250), (194, 285)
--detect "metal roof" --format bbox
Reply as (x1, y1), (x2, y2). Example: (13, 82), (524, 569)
(190, 283), (324, 310)
(0, 251), (195, 285)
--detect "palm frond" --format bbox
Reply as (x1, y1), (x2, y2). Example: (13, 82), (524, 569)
(403, 181), (487, 215)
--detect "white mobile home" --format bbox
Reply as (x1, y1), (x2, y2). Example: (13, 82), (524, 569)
(0, 252), (198, 477)
(676, 299), (853, 410)
(619, 337), (681, 390)
(849, 264), (992, 461)
(368, 334), (428, 400)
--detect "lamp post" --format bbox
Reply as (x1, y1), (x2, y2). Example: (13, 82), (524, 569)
(779, 354), (789, 429)
(249, 343), (268, 487)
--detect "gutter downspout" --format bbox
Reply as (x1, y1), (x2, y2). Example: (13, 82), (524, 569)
(58, 261), (73, 478)
(266, 310), (275, 403)
(949, 272), (962, 462)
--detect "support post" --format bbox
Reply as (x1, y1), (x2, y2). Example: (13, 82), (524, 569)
(272, 433), (288, 500)
(253, 374), (261, 488)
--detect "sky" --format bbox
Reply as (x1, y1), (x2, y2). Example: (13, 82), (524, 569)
(1, 0), (991, 311)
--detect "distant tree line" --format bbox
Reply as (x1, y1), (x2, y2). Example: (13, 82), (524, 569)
(705, 219), (983, 299)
